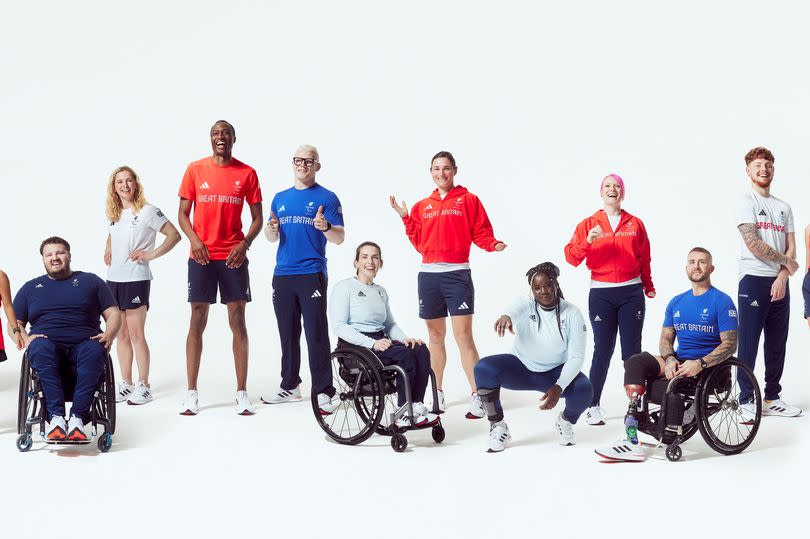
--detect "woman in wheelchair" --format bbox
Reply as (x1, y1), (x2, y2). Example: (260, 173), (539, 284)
(329, 241), (438, 427)
(474, 262), (593, 452)
(594, 247), (756, 462)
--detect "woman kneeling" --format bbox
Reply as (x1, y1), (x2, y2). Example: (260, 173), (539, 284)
(474, 262), (594, 452)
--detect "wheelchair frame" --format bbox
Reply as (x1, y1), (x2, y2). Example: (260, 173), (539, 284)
(638, 358), (762, 461)
(16, 351), (117, 453)
(312, 341), (445, 452)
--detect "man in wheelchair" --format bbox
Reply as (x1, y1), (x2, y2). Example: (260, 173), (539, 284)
(13, 237), (121, 442)
(595, 247), (738, 462)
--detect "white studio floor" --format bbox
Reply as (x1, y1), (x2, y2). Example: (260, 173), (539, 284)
(0, 323), (807, 538)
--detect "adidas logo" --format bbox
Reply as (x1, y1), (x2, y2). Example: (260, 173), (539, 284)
(311, 290), (322, 298)
(278, 205), (285, 212)
(200, 182), (210, 189)
(35, 283), (44, 288)
(131, 296), (141, 304)
(358, 291), (366, 297)
(425, 204), (433, 210)
(750, 300), (759, 307)
(758, 209), (767, 216)
(674, 311), (680, 317)
(458, 302), (469, 310)
(594, 315), (602, 322)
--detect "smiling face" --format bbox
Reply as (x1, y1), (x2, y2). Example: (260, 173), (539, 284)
(293, 146), (321, 184)
(746, 158), (774, 188)
(600, 176), (623, 206)
(210, 122), (235, 158)
(686, 250), (713, 283)
(113, 169), (138, 204)
(41, 242), (72, 279)
(531, 272), (557, 309)
(354, 244), (382, 280)
(431, 157), (456, 193)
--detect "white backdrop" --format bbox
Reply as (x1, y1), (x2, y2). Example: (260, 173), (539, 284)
(1, 1), (807, 537)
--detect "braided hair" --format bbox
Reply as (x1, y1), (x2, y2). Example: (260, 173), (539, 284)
(525, 262), (564, 338)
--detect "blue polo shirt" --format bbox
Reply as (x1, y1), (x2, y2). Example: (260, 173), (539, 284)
(663, 286), (738, 359)
(271, 183), (344, 276)
(13, 271), (116, 346)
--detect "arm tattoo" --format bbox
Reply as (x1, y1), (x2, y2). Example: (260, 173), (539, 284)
(659, 326), (676, 357)
(738, 224), (790, 265)
(703, 330), (737, 367)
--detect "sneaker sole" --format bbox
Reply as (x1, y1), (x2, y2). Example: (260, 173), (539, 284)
(586, 419), (606, 426)
(465, 412), (485, 419)
(179, 409), (198, 416)
(594, 449), (645, 462)
(236, 409), (255, 416)
(261, 398), (303, 405)
(127, 399), (152, 406)
(762, 410), (802, 417)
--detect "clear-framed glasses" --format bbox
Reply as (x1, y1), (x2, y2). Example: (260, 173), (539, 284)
(293, 157), (319, 168)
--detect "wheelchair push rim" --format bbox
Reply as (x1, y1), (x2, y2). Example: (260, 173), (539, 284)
(313, 351), (385, 445)
(696, 359), (761, 455)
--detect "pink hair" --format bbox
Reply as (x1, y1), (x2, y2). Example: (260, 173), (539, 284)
(601, 174), (625, 199)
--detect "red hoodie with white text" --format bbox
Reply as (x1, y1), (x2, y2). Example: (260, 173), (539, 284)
(401, 185), (501, 264)
(564, 209), (655, 295)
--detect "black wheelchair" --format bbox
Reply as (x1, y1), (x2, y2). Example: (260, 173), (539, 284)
(16, 351), (117, 453)
(638, 357), (761, 461)
(312, 341), (445, 452)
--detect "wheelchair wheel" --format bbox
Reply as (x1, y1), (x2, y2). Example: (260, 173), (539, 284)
(102, 355), (116, 435)
(313, 351), (385, 445)
(696, 359), (761, 455)
(391, 433), (408, 452)
(16, 434), (33, 452)
(17, 356), (32, 436)
(665, 444), (682, 462)
(98, 432), (113, 453)
(431, 424), (445, 443)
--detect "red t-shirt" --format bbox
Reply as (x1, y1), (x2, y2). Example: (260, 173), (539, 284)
(178, 157), (262, 260)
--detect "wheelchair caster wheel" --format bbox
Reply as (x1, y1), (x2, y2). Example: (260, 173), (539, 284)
(666, 444), (682, 462)
(16, 434), (33, 452)
(391, 433), (408, 452)
(98, 432), (113, 453)
(431, 424), (445, 443)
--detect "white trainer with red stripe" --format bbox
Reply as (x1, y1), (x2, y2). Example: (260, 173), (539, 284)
(594, 439), (646, 462)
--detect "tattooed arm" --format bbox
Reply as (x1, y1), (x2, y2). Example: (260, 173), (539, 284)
(659, 326), (676, 358)
(702, 330), (737, 367)
(738, 224), (799, 274)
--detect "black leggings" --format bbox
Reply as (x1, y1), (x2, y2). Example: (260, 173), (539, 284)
(623, 352), (662, 387)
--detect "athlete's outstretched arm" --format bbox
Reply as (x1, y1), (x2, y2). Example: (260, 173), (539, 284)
(178, 198), (209, 265)
(738, 224), (798, 273)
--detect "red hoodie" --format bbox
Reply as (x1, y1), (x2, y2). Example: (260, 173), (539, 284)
(564, 209), (655, 295)
(401, 185), (501, 264)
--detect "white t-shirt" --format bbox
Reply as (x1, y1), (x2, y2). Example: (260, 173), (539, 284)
(107, 204), (169, 282)
(505, 298), (587, 390)
(738, 190), (794, 278)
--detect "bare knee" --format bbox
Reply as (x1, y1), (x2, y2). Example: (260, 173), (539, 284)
(227, 303), (247, 336)
(189, 304), (209, 333)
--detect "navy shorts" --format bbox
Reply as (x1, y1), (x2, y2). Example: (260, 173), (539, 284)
(803, 271), (810, 319)
(188, 259), (251, 304)
(418, 269), (474, 319)
(107, 280), (151, 310)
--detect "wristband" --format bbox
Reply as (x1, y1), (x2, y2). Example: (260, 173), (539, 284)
(325, 221), (332, 231)
(662, 353), (676, 362)
(12, 327), (21, 334)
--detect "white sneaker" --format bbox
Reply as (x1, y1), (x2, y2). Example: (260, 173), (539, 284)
(317, 393), (334, 415)
(585, 405), (606, 426)
(395, 402), (439, 428)
(594, 439), (645, 462)
(179, 390), (199, 416)
(487, 420), (511, 452)
(555, 413), (575, 446)
(234, 390), (255, 415)
(739, 402), (756, 425)
(430, 389), (446, 413)
(762, 397), (802, 417)
(465, 392), (486, 419)
(261, 386), (303, 404)
(116, 381), (134, 403)
(127, 382), (153, 405)
(46, 416), (68, 441)
(66, 415), (90, 443)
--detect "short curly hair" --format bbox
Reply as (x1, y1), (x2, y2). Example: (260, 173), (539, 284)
(744, 147), (774, 166)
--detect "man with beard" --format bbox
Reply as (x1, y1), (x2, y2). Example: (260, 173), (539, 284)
(593, 247), (738, 461)
(736, 147), (801, 418)
(13, 237), (121, 442)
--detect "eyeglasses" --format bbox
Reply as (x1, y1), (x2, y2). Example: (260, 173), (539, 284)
(293, 157), (319, 167)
